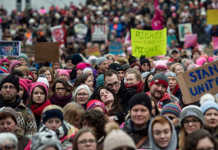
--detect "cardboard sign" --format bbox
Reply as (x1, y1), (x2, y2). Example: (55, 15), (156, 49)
(131, 28), (167, 58)
(51, 25), (65, 44)
(178, 23), (192, 41)
(85, 46), (101, 56)
(109, 41), (124, 55)
(35, 42), (59, 63)
(91, 24), (108, 42)
(212, 37), (218, 50)
(177, 60), (218, 104)
(207, 9), (218, 25)
(184, 34), (197, 48)
(0, 41), (21, 56)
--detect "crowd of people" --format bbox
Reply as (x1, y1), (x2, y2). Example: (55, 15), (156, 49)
(0, 0), (218, 150)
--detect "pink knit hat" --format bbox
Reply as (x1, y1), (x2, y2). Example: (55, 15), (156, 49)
(19, 78), (32, 93)
(56, 69), (71, 78)
(9, 60), (21, 72)
(30, 82), (48, 97)
(86, 99), (106, 113)
(196, 57), (207, 66)
(76, 62), (91, 70)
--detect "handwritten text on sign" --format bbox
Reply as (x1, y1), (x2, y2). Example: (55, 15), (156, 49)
(177, 60), (218, 104)
(131, 28), (167, 58)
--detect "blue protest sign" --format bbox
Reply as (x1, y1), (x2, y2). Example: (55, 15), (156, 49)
(109, 41), (124, 55)
(0, 41), (21, 56)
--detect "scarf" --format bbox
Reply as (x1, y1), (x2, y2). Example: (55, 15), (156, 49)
(30, 100), (51, 117)
(125, 81), (144, 93)
(50, 94), (72, 107)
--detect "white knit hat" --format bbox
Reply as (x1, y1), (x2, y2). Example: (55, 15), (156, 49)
(104, 129), (136, 150)
(37, 76), (49, 88)
(73, 84), (92, 99)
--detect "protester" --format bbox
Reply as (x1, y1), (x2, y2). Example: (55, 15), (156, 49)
(0, 132), (18, 150)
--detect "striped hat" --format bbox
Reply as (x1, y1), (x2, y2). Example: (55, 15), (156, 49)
(161, 102), (182, 117)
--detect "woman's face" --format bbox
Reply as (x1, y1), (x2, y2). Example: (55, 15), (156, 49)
(18, 86), (24, 99)
(0, 116), (17, 133)
(204, 109), (218, 128)
(168, 76), (177, 90)
(77, 69), (83, 77)
(174, 65), (184, 74)
(32, 87), (46, 104)
(76, 89), (89, 105)
(130, 104), (150, 127)
(55, 82), (66, 97)
(196, 137), (215, 150)
(100, 89), (114, 105)
(77, 132), (97, 150)
(183, 116), (201, 134)
(152, 122), (172, 148)
(85, 76), (94, 90)
(45, 118), (62, 131)
(45, 70), (52, 82)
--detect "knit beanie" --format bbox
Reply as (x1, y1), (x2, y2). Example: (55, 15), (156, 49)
(37, 76), (49, 88)
(30, 82), (48, 98)
(0, 74), (19, 91)
(165, 71), (176, 78)
(200, 93), (216, 105)
(0, 66), (9, 73)
(96, 57), (107, 66)
(86, 99), (106, 113)
(31, 130), (62, 150)
(9, 60), (21, 73)
(161, 102), (182, 117)
(19, 78), (32, 93)
(17, 53), (28, 64)
(0, 107), (18, 124)
(200, 101), (218, 115)
(56, 69), (71, 78)
(141, 72), (150, 79)
(42, 108), (64, 124)
(76, 62), (91, 70)
(109, 63), (123, 71)
(95, 74), (104, 88)
(104, 129), (136, 150)
(180, 105), (204, 125)
(150, 73), (168, 88)
(73, 84), (92, 99)
(128, 92), (152, 113)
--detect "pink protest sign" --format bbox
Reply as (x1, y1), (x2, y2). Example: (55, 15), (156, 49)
(212, 37), (218, 50)
(51, 25), (65, 45)
(184, 34), (197, 48)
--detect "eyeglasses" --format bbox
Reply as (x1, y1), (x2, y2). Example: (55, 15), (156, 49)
(77, 93), (89, 97)
(2, 85), (16, 90)
(183, 118), (200, 125)
(78, 139), (96, 145)
(105, 81), (119, 88)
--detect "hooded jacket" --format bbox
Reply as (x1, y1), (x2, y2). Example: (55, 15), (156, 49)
(148, 117), (177, 150)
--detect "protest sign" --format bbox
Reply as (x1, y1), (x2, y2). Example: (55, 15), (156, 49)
(184, 34), (197, 48)
(51, 25), (65, 44)
(212, 37), (218, 50)
(91, 24), (108, 42)
(178, 23), (192, 41)
(35, 42), (59, 63)
(109, 41), (124, 55)
(207, 9), (218, 25)
(74, 23), (88, 42)
(85, 46), (101, 56)
(0, 41), (21, 56)
(177, 60), (218, 104)
(131, 28), (167, 58)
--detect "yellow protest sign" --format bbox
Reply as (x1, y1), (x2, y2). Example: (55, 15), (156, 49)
(131, 28), (167, 58)
(207, 9), (218, 25)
